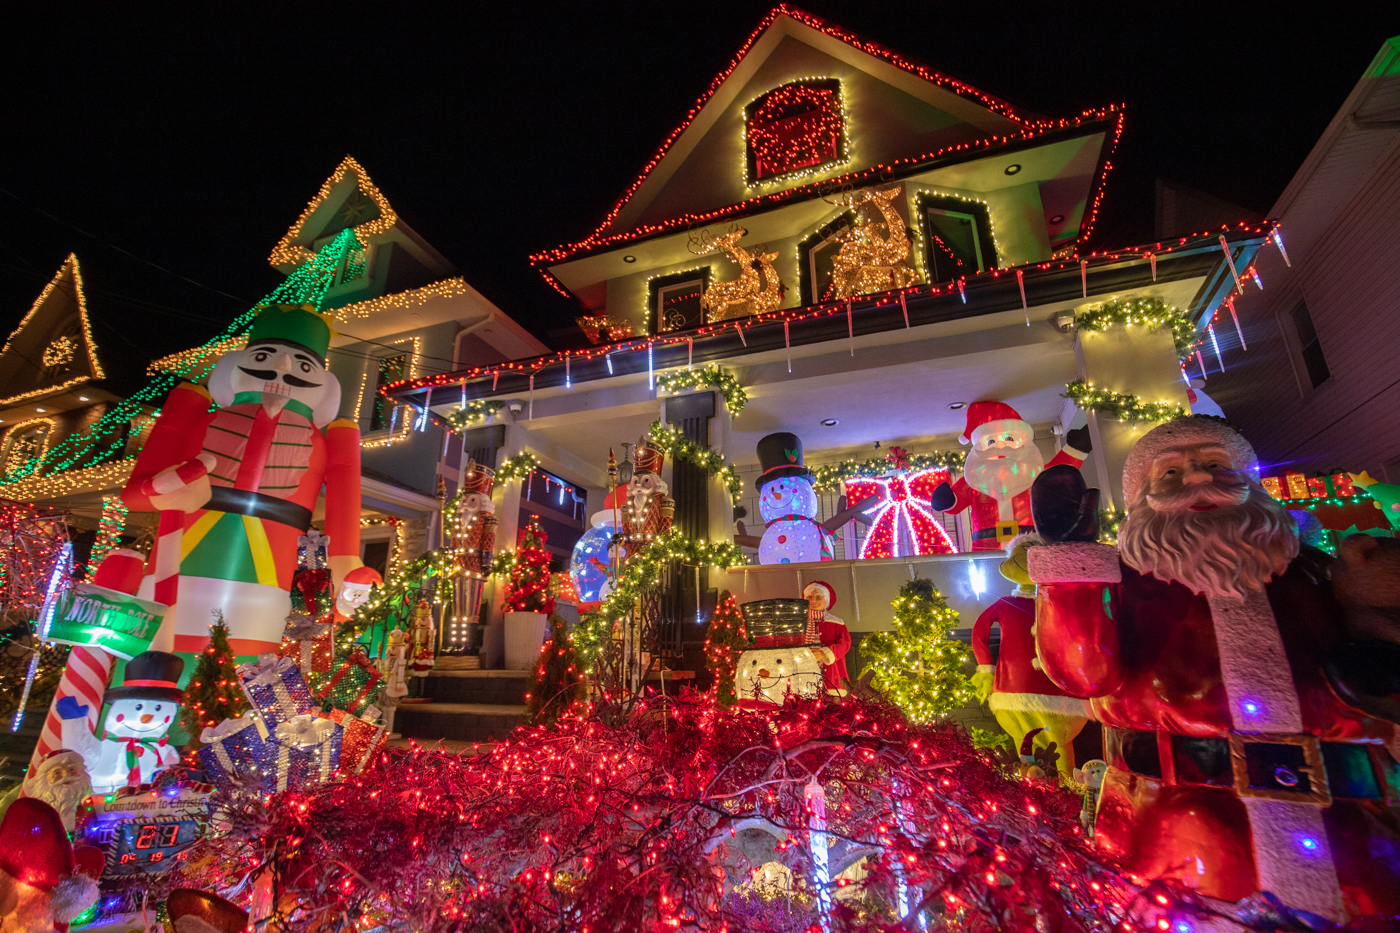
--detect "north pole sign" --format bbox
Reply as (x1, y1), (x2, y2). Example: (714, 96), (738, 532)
(43, 583), (165, 660)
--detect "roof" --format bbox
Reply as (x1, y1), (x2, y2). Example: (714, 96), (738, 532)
(269, 156), (400, 268)
(0, 254), (105, 407)
(531, 4), (1123, 281)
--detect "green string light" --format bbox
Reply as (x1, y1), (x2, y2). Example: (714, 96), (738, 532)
(655, 364), (748, 415)
(1074, 295), (1199, 361)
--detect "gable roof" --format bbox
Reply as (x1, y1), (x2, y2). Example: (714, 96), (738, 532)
(269, 156), (400, 268)
(0, 254), (104, 407)
(532, 5), (1120, 276)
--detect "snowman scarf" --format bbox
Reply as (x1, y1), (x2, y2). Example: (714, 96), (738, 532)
(100, 731), (169, 787)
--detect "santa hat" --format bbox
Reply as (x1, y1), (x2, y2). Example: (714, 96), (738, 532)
(589, 487), (627, 528)
(343, 566), (383, 588)
(802, 580), (836, 610)
(1121, 416), (1256, 505)
(0, 798), (102, 921)
(958, 400), (1025, 445)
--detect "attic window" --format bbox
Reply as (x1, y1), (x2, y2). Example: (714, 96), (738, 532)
(745, 80), (844, 184)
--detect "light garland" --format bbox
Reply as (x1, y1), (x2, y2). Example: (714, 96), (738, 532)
(268, 156), (398, 267)
(654, 364), (747, 415)
(810, 450), (963, 492)
(1074, 296), (1198, 361)
(445, 400), (506, 430)
(495, 452), (541, 483)
(89, 495), (128, 567)
(647, 421), (743, 505)
(1064, 379), (1189, 424)
(0, 255), (103, 407)
(331, 277), (470, 322)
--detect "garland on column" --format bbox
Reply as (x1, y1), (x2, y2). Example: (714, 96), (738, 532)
(1064, 379), (1189, 424)
(654, 364), (747, 415)
(1074, 295), (1198, 360)
(647, 421), (743, 505)
(858, 576), (971, 724)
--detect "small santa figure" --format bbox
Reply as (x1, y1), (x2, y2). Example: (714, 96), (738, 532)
(56, 651), (184, 794)
(334, 565), (382, 624)
(621, 438), (674, 549)
(931, 400), (1089, 551)
(969, 534), (1089, 775)
(13, 751), (91, 832)
(801, 581), (851, 695)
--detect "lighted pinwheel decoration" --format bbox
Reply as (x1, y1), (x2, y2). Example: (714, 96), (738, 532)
(843, 448), (956, 559)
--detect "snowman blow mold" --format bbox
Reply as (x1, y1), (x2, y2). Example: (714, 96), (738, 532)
(754, 433), (833, 565)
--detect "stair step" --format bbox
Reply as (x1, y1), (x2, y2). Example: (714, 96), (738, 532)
(393, 702), (527, 744)
(425, 670), (530, 706)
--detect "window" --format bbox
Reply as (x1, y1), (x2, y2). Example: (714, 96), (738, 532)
(917, 195), (996, 284)
(648, 270), (710, 334)
(1290, 300), (1330, 389)
(1, 421), (51, 479)
(798, 212), (854, 305)
(745, 80), (845, 184)
(369, 353), (407, 433)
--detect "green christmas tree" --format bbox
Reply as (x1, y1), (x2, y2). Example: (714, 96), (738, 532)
(180, 612), (247, 747)
(503, 520), (555, 614)
(859, 576), (971, 723)
(704, 591), (747, 707)
(524, 613), (584, 726)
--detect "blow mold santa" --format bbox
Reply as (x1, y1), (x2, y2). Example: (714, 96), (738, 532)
(931, 400), (1090, 551)
(123, 303), (363, 662)
(1028, 416), (1400, 922)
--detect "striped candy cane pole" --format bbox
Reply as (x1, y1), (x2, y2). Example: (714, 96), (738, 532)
(29, 549), (148, 770)
(151, 509), (185, 625)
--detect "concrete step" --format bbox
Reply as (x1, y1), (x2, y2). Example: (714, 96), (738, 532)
(393, 701), (527, 744)
(425, 669), (530, 706)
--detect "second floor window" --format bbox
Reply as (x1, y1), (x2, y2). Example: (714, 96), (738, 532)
(369, 353), (407, 433)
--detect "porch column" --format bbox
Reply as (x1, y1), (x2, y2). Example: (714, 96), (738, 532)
(664, 391), (717, 673)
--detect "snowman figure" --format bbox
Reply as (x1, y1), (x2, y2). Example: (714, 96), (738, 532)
(56, 651), (184, 794)
(754, 433), (833, 565)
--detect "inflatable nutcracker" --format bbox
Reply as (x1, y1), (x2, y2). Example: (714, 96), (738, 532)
(1028, 417), (1400, 922)
(931, 400), (1089, 551)
(451, 461), (497, 650)
(969, 534), (1089, 775)
(123, 304), (363, 661)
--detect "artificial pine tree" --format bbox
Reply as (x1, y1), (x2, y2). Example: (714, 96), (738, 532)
(703, 591), (747, 706)
(524, 613), (583, 726)
(180, 612), (247, 747)
(503, 520), (556, 615)
(859, 576), (971, 723)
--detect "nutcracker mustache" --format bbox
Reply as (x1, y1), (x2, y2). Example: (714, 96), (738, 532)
(237, 367), (324, 388)
(1121, 477), (1297, 601)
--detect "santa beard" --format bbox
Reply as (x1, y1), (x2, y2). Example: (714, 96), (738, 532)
(1119, 477), (1299, 602)
(22, 754), (91, 830)
(963, 444), (1044, 502)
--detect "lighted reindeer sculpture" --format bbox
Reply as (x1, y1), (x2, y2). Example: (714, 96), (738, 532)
(699, 230), (785, 322)
(832, 186), (919, 299)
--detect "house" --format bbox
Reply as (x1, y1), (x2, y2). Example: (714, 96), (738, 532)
(385, 5), (1273, 676)
(1199, 36), (1400, 485)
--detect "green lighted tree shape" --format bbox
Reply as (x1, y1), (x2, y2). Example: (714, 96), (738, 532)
(525, 613), (584, 726)
(179, 612), (247, 748)
(703, 591), (747, 707)
(859, 576), (972, 724)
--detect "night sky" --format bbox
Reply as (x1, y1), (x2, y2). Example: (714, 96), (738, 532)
(5, 2), (1398, 390)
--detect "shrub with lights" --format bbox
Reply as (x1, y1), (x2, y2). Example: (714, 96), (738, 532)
(858, 577), (971, 724)
(503, 520), (556, 615)
(525, 613), (584, 726)
(703, 591), (747, 706)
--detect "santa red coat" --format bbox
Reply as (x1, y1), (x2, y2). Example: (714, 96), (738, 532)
(1030, 543), (1400, 920)
(970, 595), (1088, 717)
(943, 448), (1085, 551)
(814, 618), (851, 693)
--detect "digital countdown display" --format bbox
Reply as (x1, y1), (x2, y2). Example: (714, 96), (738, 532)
(108, 818), (201, 876)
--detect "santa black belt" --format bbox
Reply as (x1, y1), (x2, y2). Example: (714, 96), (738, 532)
(206, 486), (312, 531)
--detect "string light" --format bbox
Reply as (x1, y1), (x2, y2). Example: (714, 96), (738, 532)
(331, 277), (470, 322)
(654, 364), (747, 415)
(0, 255), (104, 407)
(1074, 296), (1198, 361)
(743, 79), (847, 186)
(89, 495), (128, 568)
(268, 156), (397, 267)
(1064, 380), (1189, 424)
(147, 335), (246, 376)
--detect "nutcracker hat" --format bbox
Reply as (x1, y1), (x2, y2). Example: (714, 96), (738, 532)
(344, 565), (383, 587)
(633, 437), (665, 476)
(247, 303), (335, 363)
(755, 432), (812, 490)
(0, 797), (103, 894)
(802, 580), (836, 610)
(460, 461), (495, 497)
(104, 650), (184, 704)
(1121, 415), (1256, 504)
(957, 400), (1025, 445)
(166, 889), (250, 933)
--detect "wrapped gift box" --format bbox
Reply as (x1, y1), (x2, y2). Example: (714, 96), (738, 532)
(267, 714), (343, 794)
(322, 706), (387, 775)
(313, 648), (384, 717)
(197, 713), (273, 793)
(238, 653), (314, 731)
(278, 612), (336, 674)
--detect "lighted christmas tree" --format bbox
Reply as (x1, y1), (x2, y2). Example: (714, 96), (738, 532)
(502, 519), (556, 615)
(703, 591), (747, 707)
(525, 613), (583, 726)
(858, 576), (971, 723)
(180, 612), (247, 747)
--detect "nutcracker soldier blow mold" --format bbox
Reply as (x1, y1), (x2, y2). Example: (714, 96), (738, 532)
(931, 400), (1089, 551)
(123, 304), (363, 661)
(1028, 416), (1400, 922)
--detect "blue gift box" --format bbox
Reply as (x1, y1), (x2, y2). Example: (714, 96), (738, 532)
(237, 653), (314, 731)
(197, 713), (273, 793)
(267, 714), (343, 793)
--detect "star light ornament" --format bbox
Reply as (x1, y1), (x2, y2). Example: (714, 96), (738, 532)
(843, 448), (956, 559)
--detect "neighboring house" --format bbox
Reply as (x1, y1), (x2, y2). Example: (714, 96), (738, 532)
(1204, 37), (1400, 481)
(387, 7), (1266, 672)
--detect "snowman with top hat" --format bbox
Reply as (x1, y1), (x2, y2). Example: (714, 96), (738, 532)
(755, 433), (832, 565)
(57, 651), (184, 794)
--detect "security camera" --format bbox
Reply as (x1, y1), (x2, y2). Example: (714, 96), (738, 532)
(506, 399), (524, 414)
(1054, 312), (1076, 333)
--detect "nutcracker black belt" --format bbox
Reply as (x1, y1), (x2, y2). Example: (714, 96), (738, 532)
(1105, 726), (1398, 805)
(206, 486), (313, 532)
(971, 525), (1034, 541)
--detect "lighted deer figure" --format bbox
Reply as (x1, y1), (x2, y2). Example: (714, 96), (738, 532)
(700, 230), (785, 322)
(832, 186), (919, 299)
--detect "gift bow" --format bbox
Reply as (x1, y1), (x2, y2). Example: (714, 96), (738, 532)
(202, 713), (263, 744)
(276, 714), (337, 749)
(246, 653), (296, 687)
(283, 612), (327, 641)
(298, 529), (329, 552)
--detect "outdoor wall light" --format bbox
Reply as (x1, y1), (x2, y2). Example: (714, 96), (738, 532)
(623, 255), (637, 263)
(821, 418), (839, 426)
(947, 401), (967, 410)
(1050, 214), (1064, 224)
(1004, 163), (1022, 175)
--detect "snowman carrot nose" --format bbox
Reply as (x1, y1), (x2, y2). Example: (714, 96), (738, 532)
(140, 713), (154, 724)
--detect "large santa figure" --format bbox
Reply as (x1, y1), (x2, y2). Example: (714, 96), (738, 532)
(931, 400), (1089, 551)
(1027, 416), (1400, 922)
(123, 304), (363, 661)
